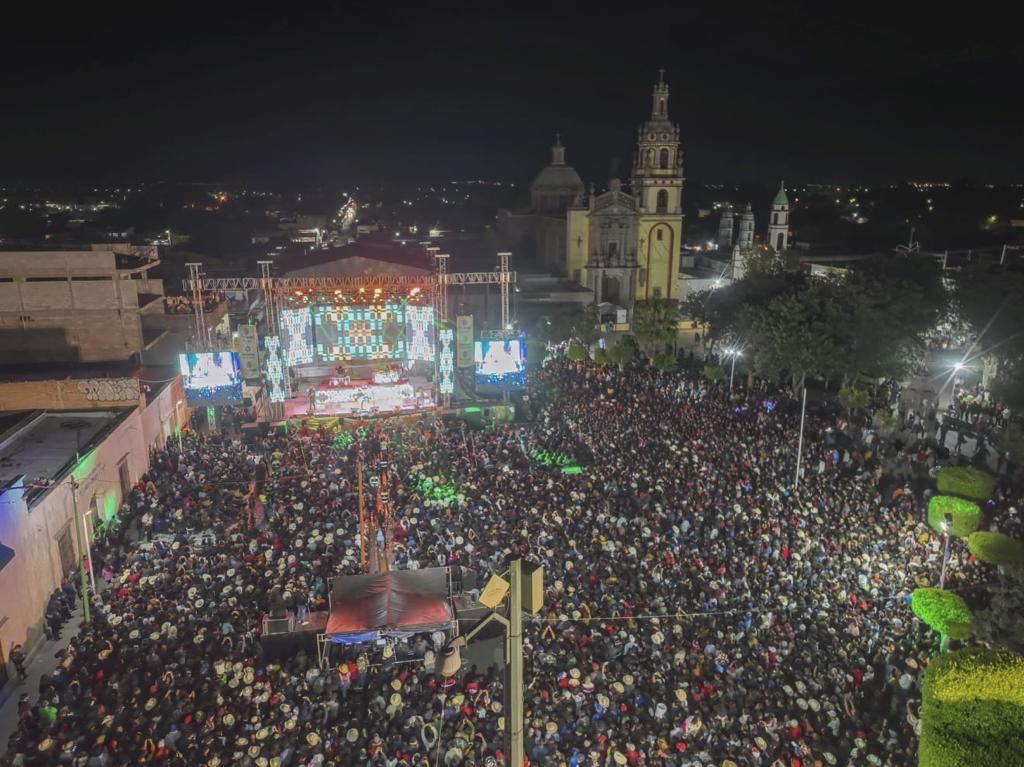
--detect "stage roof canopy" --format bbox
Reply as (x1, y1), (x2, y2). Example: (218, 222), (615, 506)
(325, 567), (453, 644)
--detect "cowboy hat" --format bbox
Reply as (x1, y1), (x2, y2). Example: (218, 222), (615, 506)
(306, 732), (321, 746)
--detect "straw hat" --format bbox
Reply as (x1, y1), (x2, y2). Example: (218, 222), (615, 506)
(208, 758), (221, 767)
(545, 722), (558, 735)
(390, 693), (402, 707)
(390, 679), (402, 691)
(754, 736), (768, 750)
(38, 738), (54, 752)
(613, 752), (627, 765)
(306, 732), (321, 746)
(248, 745), (261, 758)
(612, 682), (625, 694)
(622, 674), (634, 686)
(255, 728), (270, 741)
(223, 713), (235, 726)
(346, 727), (360, 743)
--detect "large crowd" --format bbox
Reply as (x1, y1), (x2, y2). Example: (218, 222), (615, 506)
(5, 357), (1023, 767)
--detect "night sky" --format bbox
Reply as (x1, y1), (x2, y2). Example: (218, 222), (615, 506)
(2, 4), (1021, 187)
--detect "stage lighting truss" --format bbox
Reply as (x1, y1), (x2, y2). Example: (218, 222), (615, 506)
(263, 335), (287, 403)
(439, 328), (455, 395)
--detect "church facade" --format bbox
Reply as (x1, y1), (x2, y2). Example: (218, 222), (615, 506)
(566, 74), (684, 307)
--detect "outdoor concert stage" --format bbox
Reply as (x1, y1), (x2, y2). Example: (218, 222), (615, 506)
(281, 372), (437, 418)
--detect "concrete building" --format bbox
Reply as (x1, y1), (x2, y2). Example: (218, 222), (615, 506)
(0, 244), (167, 364)
(0, 407), (152, 655)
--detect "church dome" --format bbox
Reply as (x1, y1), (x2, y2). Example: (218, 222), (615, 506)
(530, 137), (584, 214)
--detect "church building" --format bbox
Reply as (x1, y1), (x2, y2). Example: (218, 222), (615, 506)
(566, 73), (684, 307)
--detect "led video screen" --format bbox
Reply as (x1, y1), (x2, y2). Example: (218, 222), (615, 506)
(314, 305), (405, 361)
(280, 303), (435, 364)
(179, 351), (243, 406)
(474, 340), (527, 390)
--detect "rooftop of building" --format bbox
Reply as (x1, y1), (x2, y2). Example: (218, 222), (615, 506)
(276, 234), (432, 276)
(0, 362), (176, 405)
(0, 408), (133, 506)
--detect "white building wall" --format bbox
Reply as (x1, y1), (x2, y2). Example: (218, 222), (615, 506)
(0, 408), (149, 655)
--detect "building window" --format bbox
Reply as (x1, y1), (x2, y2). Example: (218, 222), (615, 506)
(659, 148), (669, 169)
(656, 229), (663, 241)
(656, 190), (669, 213)
(645, 149), (653, 168)
(773, 213), (779, 225)
(117, 458), (131, 500)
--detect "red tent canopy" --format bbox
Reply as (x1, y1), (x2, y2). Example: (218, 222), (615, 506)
(325, 567), (452, 642)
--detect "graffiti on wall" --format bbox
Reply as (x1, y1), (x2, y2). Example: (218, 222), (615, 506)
(77, 378), (141, 402)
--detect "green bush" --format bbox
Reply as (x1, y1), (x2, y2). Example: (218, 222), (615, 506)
(567, 342), (589, 361)
(967, 531), (1024, 567)
(911, 588), (974, 639)
(919, 648), (1024, 767)
(873, 408), (900, 430)
(653, 352), (677, 372)
(936, 467), (996, 502)
(703, 365), (725, 382)
(593, 347), (610, 365)
(928, 495), (982, 538)
(838, 386), (870, 413)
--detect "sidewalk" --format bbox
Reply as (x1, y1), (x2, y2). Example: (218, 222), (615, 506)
(0, 598), (86, 758)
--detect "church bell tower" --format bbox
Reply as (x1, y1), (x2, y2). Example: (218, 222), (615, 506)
(631, 70), (684, 301)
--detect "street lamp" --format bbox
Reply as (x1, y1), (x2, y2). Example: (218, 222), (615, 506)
(437, 559), (542, 767)
(725, 348), (743, 391)
(939, 514), (953, 588)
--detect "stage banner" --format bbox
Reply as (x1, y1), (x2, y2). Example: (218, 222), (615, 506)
(237, 324), (261, 380)
(456, 315), (474, 368)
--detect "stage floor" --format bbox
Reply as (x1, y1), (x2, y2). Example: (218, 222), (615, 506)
(281, 375), (436, 419)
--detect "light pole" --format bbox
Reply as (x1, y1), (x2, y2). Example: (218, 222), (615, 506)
(939, 515), (952, 589)
(68, 478), (91, 623)
(726, 348), (743, 391)
(794, 385), (808, 488)
(440, 559), (535, 767)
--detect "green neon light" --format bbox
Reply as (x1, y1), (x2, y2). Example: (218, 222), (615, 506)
(462, 406), (482, 414)
(561, 466), (583, 474)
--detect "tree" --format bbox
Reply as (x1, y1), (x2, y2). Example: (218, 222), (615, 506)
(911, 588), (974, 640)
(535, 303), (601, 347)
(741, 244), (784, 278)
(567, 342), (589, 361)
(652, 352), (678, 373)
(956, 263), (1024, 408)
(593, 347), (610, 365)
(632, 299), (680, 356)
(608, 336), (637, 367)
(919, 648), (1024, 767)
(745, 282), (844, 392)
(838, 386), (870, 416)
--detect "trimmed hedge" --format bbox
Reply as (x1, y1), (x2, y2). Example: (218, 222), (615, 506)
(936, 467), (996, 502)
(919, 648), (1024, 767)
(967, 531), (1024, 567)
(927, 495), (982, 539)
(911, 588), (974, 640)
(592, 347), (610, 365)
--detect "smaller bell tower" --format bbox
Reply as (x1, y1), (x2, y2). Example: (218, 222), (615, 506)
(767, 181), (790, 251)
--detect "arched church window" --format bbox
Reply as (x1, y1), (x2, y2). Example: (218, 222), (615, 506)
(659, 149), (670, 169)
(656, 189), (668, 213)
(773, 213), (778, 225)
(646, 149), (654, 168)
(608, 242), (619, 259)
(659, 98), (665, 115)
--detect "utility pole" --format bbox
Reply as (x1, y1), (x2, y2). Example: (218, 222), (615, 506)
(507, 559), (525, 767)
(69, 478), (91, 623)
(794, 385), (807, 488)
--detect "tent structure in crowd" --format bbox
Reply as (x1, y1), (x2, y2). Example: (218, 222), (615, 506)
(322, 567), (455, 653)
